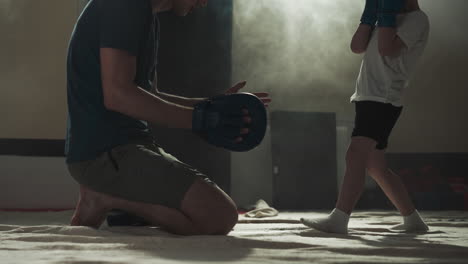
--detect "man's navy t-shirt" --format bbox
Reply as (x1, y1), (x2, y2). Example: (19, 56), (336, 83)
(66, 0), (158, 162)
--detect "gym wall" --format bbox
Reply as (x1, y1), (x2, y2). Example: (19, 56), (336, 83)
(230, 0), (468, 207)
(0, 0), (79, 209)
(232, 0), (468, 153)
(1, 0), (467, 209)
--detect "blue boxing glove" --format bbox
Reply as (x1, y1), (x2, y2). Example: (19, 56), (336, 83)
(192, 93), (267, 152)
(377, 0), (405, 28)
(360, 0), (378, 26)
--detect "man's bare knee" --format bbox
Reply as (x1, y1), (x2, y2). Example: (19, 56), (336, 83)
(181, 178), (239, 235)
(195, 205), (238, 235)
(214, 206), (238, 235)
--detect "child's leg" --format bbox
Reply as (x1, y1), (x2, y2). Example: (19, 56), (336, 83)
(367, 149), (428, 232)
(301, 136), (375, 234)
(366, 148), (415, 215)
(336, 137), (376, 214)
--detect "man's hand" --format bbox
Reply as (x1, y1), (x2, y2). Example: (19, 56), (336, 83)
(225, 81), (271, 108)
(377, 0), (405, 28)
(360, 0), (378, 26)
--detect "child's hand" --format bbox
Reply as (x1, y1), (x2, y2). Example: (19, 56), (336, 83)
(360, 0), (378, 26)
(377, 0), (405, 28)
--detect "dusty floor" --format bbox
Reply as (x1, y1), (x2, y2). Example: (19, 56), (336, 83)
(1, 210), (467, 263)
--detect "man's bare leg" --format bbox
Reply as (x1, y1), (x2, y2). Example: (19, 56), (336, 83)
(71, 185), (109, 228)
(71, 177), (238, 235)
(71, 185), (201, 234)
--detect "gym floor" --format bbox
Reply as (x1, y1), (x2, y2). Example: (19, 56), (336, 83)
(1, 210), (467, 263)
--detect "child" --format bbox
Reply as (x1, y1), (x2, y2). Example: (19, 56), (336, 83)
(301, 0), (430, 234)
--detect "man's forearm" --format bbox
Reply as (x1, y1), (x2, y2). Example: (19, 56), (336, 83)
(155, 90), (206, 107)
(105, 85), (193, 129)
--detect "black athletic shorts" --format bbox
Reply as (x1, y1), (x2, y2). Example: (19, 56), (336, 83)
(351, 101), (403, 150)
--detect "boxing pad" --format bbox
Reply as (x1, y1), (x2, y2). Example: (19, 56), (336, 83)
(192, 93), (267, 152)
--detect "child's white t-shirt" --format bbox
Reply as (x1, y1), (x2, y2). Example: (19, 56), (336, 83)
(351, 10), (430, 107)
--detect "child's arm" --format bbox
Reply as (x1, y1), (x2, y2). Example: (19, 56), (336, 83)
(350, 0), (377, 54)
(378, 28), (406, 57)
(377, 0), (406, 57)
(351, 24), (374, 54)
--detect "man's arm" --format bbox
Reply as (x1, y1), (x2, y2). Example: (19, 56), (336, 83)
(153, 87), (206, 107)
(100, 47), (193, 129)
(148, 74), (205, 107)
(151, 80), (256, 108)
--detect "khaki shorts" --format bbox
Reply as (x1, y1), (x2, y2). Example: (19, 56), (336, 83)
(67, 141), (211, 209)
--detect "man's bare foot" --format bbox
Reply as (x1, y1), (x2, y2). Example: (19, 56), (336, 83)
(71, 185), (111, 228)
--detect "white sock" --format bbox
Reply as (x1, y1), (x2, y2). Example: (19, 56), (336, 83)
(390, 210), (429, 232)
(301, 208), (350, 234)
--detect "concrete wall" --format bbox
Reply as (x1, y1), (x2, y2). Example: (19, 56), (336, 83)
(231, 0), (468, 153)
(0, 0), (79, 209)
(0, 0), (76, 140)
(1, 0), (467, 208)
(0, 156), (77, 209)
